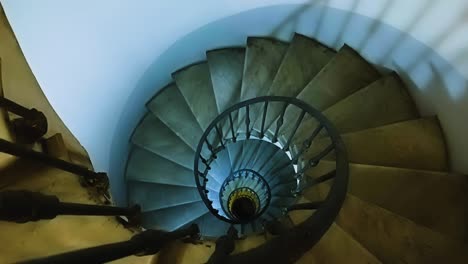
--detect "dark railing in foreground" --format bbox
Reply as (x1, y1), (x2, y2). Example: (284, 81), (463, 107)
(0, 190), (140, 223)
(18, 224), (200, 264)
(0, 139), (109, 192)
(0, 96), (48, 143)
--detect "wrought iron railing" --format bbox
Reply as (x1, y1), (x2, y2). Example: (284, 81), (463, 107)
(194, 96), (348, 245)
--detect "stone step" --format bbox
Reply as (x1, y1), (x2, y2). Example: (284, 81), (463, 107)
(207, 48), (245, 113)
(126, 146), (196, 187)
(240, 37), (288, 101)
(323, 73), (419, 134)
(275, 44), (381, 138)
(335, 193), (468, 263)
(297, 223), (382, 264)
(147, 83), (203, 150)
(238, 37), (288, 129)
(306, 161), (468, 241)
(131, 113), (194, 169)
(297, 44), (381, 110)
(127, 181), (200, 212)
(308, 117), (448, 171)
(141, 201), (208, 232)
(263, 33), (335, 128)
(293, 73), (420, 142)
(173, 62), (219, 131)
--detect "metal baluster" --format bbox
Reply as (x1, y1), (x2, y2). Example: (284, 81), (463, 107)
(200, 155), (211, 170)
(215, 125), (225, 149)
(260, 101), (268, 138)
(205, 138), (217, 159)
(308, 144), (334, 167)
(272, 102), (288, 143)
(245, 105), (251, 139)
(229, 113), (236, 143)
(294, 169), (336, 195)
(291, 124), (324, 164)
(283, 110), (306, 151)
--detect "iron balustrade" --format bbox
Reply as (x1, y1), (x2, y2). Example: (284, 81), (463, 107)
(195, 96), (348, 263)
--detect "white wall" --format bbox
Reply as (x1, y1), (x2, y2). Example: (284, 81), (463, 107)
(2, 0), (468, 204)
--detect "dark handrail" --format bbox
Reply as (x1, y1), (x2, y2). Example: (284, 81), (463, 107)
(0, 190), (139, 223)
(0, 96), (48, 143)
(18, 224), (200, 264)
(0, 139), (109, 189)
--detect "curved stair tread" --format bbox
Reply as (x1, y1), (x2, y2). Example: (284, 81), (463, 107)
(238, 139), (263, 170)
(308, 117), (448, 171)
(195, 212), (233, 238)
(297, 223), (382, 264)
(277, 44), (381, 134)
(227, 140), (244, 171)
(293, 72), (420, 142)
(147, 83), (204, 149)
(249, 140), (282, 174)
(297, 44), (381, 110)
(141, 201), (208, 232)
(207, 48), (245, 113)
(335, 193), (468, 263)
(238, 37), (288, 127)
(322, 72), (419, 134)
(306, 161), (468, 240)
(173, 62), (218, 130)
(240, 37), (288, 101)
(131, 113), (195, 169)
(263, 33), (335, 128)
(127, 146), (196, 187)
(127, 181), (201, 212)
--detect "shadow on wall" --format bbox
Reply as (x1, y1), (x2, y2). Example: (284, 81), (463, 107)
(109, 1), (468, 206)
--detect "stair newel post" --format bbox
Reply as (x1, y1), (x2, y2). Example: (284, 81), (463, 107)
(0, 96), (48, 143)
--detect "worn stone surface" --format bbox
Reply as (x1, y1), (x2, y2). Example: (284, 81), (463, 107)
(298, 223), (382, 264)
(126, 147), (196, 187)
(297, 44), (380, 110)
(278, 44), (381, 136)
(207, 48), (245, 113)
(264, 33), (335, 128)
(142, 201), (208, 231)
(307, 161), (468, 241)
(239, 37), (288, 129)
(132, 113), (194, 169)
(309, 117), (448, 171)
(336, 194), (468, 263)
(147, 83), (204, 150)
(322, 73), (419, 134)
(240, 37), (288, 101)
(173, 62), (219, 130)
(128, 181), (201, 212)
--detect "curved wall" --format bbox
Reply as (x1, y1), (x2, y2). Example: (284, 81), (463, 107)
(2, 1), (468, 205)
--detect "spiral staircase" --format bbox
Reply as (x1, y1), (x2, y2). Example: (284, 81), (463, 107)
(125, 33), (468, 263)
